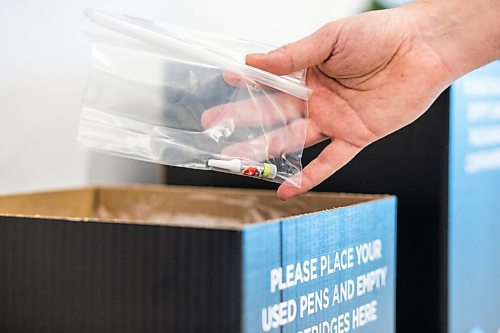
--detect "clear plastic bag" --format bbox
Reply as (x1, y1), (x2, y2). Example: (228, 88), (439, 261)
(78, 9), (312, 186)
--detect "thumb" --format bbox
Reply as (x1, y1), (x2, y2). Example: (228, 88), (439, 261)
(246, 22), (339, 75)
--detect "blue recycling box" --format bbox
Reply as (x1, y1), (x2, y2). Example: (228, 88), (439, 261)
(449, 61), (500, 333)
(0, 185), (396, 332)
(243, 196), (396, 333)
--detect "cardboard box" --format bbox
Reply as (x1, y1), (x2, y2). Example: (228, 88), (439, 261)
(0, 185), (396, 333)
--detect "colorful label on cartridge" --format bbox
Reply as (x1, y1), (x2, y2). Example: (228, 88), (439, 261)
(242, 165), (264, 177)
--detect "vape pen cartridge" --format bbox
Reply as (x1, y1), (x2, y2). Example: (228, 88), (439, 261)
(207, 159), (277, 179)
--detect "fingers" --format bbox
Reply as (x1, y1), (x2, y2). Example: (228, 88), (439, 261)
(245, 22), (340, 75)
(222, 71), (266, 89)
(222, 71), (245, 87)
(277, 139), (362, 200)
(201, 93), (306, 129)
(220, 119), (326, 161)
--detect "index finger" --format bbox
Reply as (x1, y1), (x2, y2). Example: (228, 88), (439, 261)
(201, 91), (306, 129)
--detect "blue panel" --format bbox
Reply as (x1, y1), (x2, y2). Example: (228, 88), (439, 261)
(449, 61), (500, 333)
(242, 197), (396, 333)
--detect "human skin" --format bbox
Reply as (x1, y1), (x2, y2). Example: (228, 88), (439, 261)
(205, 0), (500, 200)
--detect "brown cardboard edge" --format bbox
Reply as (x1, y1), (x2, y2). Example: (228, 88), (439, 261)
(243, 195), (397, 229)
(0, 184), (393, 230)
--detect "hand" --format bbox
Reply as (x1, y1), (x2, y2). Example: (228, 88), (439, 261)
(202, 0), (499, 200)
(244, 5), (450, 199)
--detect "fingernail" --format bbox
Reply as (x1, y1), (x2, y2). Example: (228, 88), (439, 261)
(200, 112), (213, 129)
(277, 184), (294, 201)
(201, 105), (228, 129)
(245, 53), (265, 64)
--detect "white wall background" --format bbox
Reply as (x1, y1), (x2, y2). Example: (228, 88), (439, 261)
(0, 0), (368, 195)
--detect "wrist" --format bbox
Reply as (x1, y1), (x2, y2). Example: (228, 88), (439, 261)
(403, 0), (500, 82)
